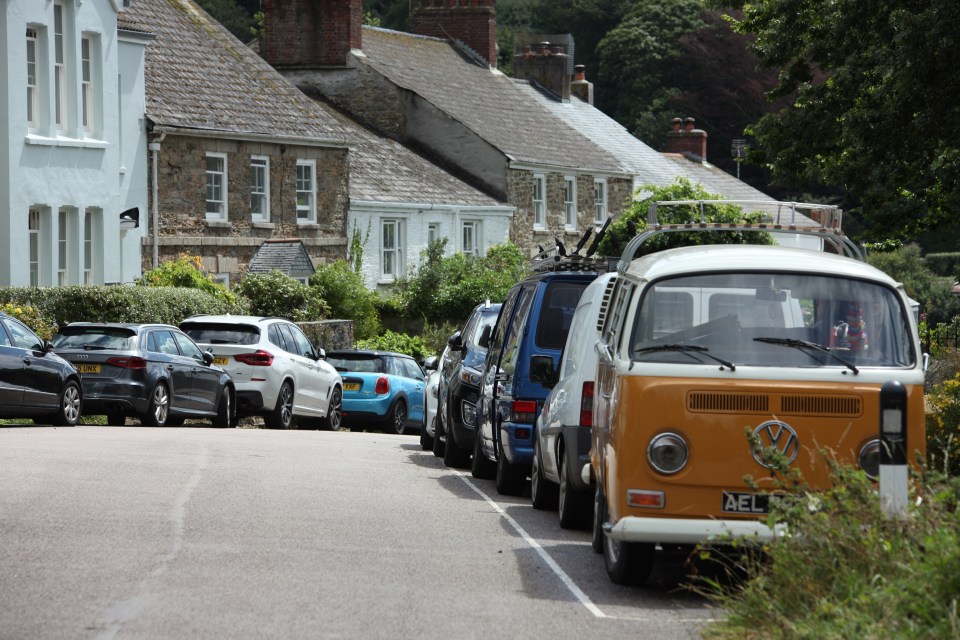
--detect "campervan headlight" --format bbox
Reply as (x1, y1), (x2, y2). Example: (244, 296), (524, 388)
(647, 432), (689, 475)
(859, 439), (881, 480)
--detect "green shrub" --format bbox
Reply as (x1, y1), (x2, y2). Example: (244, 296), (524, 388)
(140, 254), (236, 305)
(868, 244), (960, 325)
(927, 374), (960, 476)
(393, 240), (525, 324)
(702, 462), (960, 640)
(0, 285), (243, 328)
(598, 178), (773, 258)
(355, 330), (429, 360)
(309, 260), (381, 340)
(234, 270), (329, 322)
(0, 302), (58, 340)
(924, 252), (960, 278)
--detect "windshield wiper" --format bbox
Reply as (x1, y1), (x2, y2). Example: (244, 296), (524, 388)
(753, 337), (859, 374)
(634, 344), (736, 371)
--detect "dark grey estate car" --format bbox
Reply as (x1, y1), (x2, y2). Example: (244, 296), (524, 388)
(52, 323), (234, 428)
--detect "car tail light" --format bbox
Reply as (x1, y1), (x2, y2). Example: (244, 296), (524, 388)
(511, 400), (537, 423)
(374, 376), (390, 394)
(105, 356), (147, 369)
(579, 381), (594, 428)
(234, 350), (274, 366)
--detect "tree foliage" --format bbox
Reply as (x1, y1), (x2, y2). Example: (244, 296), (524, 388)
(195, 0), (257, 42)
(867, 244), (960, 326)
(140, 254), (236, 306)
(598, 178), (772, 258)
(720, 0), (960, 241)
(234, 271), (329, 322)
(309, 260), (381, 340)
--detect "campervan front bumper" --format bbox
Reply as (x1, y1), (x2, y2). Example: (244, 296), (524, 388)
(604, 515), (785, 545)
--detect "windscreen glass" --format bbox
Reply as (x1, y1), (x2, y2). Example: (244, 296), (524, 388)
(629, 272), (915, 368)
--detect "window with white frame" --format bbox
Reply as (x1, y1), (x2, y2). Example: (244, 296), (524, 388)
(594, 178), (607, 225)
(381, 219), (403, 279)
(58, 209), (69, 286)
(27, 28), (39, 129)
(29, 209), (41, 287)
(81, 35), (98, 136)
(205, 153), (227, 220)
(296, 160), (316, 223)
(212, 273), (230, 288)
(83, 209), (98, 284)
(428, 223), (439, 246)
(564, 176), (577, 229)
(54, 3), (67, 132)
(250, 156), (270, 221)
(462, 221), (479, 257)
(532, 174), (546, 228)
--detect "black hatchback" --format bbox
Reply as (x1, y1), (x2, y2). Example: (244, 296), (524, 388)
(0, 312), (82, 426)
(52, 323), (234, 428)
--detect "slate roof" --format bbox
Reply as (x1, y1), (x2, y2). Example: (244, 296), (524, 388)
(357, 27), (624, 173)
(124, 0), (352, 144)
(317, 101), (504, 207)
(247, 240), (316, 278)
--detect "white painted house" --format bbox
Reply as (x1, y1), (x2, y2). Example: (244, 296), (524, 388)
(0, 0), (150, 287)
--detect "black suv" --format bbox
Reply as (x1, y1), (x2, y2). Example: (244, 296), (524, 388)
(435, 301), (501, 467)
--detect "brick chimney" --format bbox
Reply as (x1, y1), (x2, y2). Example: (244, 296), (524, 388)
(570, 64), (593, 104)
(513, 42), (570, 101)
(665, 117), (708, 161)
(261, 0), (362, 68)
(413, 0), (497, 68)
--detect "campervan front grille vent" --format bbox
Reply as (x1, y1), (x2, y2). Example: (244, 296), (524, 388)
(688, 392), (769, 414)
(779, 395), (862, 417)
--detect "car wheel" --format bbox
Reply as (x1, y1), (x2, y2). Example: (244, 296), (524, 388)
(264, 382), (294, 429)
(386, 400), (407, 435)
(495, 438), (527, 496)
(52, 380), (82, 427)
(140, 383), (170, 427)
(432, 415), (446, 458)
(321, 387), (343, 431)
(604, 533), (655, 586)
(531, 443), (559, 510)
(558, 455), (592, 530)
(107, 412), (125, 427)
(471, 425), (496, 479)
(212, 389), (232, 428)
(443, 424), (470, 469)
(592, 486), (607, 554)
(420, 417), (435, 450)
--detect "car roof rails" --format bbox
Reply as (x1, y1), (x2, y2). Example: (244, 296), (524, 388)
(529, 217), (618, 274)
(616, 199), (863, 272)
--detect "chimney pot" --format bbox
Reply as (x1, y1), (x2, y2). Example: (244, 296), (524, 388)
(684, 117), (696, 131)
(672, 117), (683, 132)
(574, 64), (586, 81)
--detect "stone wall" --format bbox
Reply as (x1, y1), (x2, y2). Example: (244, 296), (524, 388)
(143, 134), (349, 282)
(299, 319), (354, 351)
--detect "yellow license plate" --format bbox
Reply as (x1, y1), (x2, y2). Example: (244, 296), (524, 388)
(76, 363), (101, 374)
(344, 382), (361, 391)
(213, 357), (229, 365)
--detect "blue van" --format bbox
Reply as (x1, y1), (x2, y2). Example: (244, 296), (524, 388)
(472, 267), (603, 495)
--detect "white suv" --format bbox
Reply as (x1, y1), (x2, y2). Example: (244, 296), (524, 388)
(180, 315), (342, 430)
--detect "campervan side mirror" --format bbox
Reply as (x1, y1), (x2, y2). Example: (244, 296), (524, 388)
(478, 325), (491, 349)
(530, 355), (557, 388)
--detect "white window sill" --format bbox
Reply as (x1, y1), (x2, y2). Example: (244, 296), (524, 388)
(252, 221), (274, 229)
(297, 222), (320, 229)
(205, 219), (230, 228)
(25, 133), (109, 149)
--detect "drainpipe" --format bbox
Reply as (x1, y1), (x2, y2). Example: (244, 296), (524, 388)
(148, 134), (165, 268)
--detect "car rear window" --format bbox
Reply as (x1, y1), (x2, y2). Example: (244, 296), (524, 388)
(181, 323), (260, 345)
(535, 281), (589, 349)
(53, 327), (136, 350)
(327, 355), (385, 373)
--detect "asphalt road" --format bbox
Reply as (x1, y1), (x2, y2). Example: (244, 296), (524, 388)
(0, 425), (717, 639)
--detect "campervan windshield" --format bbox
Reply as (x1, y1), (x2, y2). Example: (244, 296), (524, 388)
(630, 272), (915, 368)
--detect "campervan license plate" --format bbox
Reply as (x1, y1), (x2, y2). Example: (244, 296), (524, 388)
(722, 492), (774, 515)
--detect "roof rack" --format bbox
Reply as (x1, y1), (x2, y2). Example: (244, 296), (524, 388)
(528, 217), (617, 274)
(616, 199), (863, 272)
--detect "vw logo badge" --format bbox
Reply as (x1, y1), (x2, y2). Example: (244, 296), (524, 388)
(751, 420), (799, 467)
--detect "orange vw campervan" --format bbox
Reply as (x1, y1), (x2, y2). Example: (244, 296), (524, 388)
(590, 201), (926, 585)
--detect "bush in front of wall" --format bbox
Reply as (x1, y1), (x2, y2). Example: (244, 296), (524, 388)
(309, 260), (381, 340)
(140, 254), (237, 306)
(234, 270), (330, 322)
(355, 330), (429, 361)
(0, 285), (244, 328)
